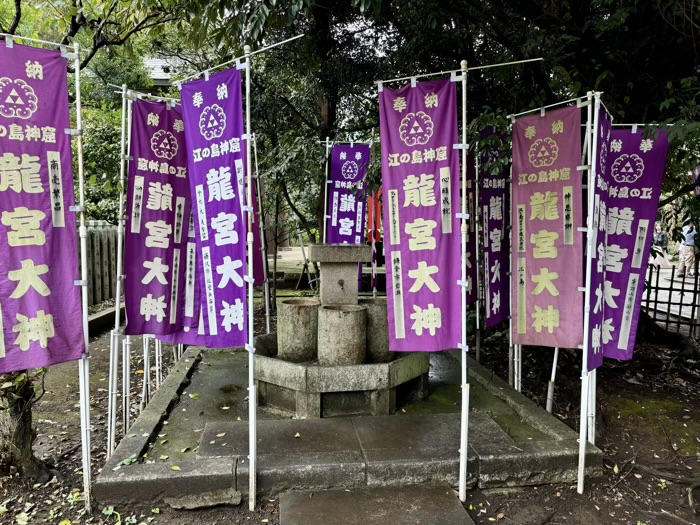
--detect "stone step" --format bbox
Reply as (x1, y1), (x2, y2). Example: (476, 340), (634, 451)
(280, 484), (475, 525)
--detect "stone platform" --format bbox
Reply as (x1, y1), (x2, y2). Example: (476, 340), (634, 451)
(94, 348), (602, 506)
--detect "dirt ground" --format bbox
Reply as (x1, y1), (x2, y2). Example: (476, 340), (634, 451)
(1, 302), (699, 525)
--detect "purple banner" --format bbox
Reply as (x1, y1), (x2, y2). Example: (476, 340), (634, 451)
(327, 144), (370, 244)
(379, 78), (461, 352)
(595, 128), (669, 362)
(123, 99), (191, 336)
(480, 149), (510, 327)
(252, 177), (265, 287)
(0, 41), (84, 371)
(512, 106), (584, 348)
(587, 109), (612, 369)
(465, 154), (477, 306)
(178, 68), (247, 348)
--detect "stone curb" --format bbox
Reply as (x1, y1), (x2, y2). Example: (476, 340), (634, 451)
(94, 347), (206, 505)
(87, 305), (125, 337)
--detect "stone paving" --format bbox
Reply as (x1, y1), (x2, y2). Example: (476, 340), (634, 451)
(94, 348), (602, 506)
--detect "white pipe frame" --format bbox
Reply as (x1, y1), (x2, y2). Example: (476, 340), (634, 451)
(321, 137), (332, 244)
(107, 85), (128, 458)
(546, 347), (559, 413)
(458, 59), (471, 503)
(73, 41), (93, 513)
(474, 144), (482, 362)
(243, 45), (258, 512)
(577, 91), (599, 494)
(252, 134), (272, 334)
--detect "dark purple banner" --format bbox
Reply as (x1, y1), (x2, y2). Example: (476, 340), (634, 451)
(595, 128), (669, 362)
(465, 153), (477, 306)
(124, 99), (191, 336)
(587, 108), (612, 370)
(327, 144), (370, 244)
(178, 68), (247, 348)
(480, 150), (510, 328)
(379, 78), (461, 352)
(0, 41), (84, 371)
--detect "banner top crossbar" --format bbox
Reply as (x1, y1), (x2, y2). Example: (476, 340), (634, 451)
(107, 83), (180, 104)
(0, 33), (90, 54)
(374, 57), (543, 86)
(176, 34), (304, 85)
(507, 94), (590, 121)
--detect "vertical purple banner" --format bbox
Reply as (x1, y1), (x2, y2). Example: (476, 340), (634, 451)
(123, 99), (191, 336)
(597, 128), (669, 361)
(179, 68), (247, 348)
(587, 109), (612, 370)
(480, 150), (510, 327)
(252, 178), (265, 286)
(379, 78), (461, 352)
(465, 153), (477, 305)
(512, 106), (584, 348)
(0, 41), (84, 371)
(327, 144), (370, 244)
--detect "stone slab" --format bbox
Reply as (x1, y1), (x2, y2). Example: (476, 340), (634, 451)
(199, 419), (366, 496)
(94, 457), (235, 507)
(280, 484), (475, 525)
(308, 244), (371, 263)
(354, 413), (479, 487)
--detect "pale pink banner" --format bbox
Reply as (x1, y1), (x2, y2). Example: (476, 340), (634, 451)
(511, 106), (583, 348)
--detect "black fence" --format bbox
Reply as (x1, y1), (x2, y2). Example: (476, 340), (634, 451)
(642, 264), (700, 337)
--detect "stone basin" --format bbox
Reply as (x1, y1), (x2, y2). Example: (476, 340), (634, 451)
(254, 333), (429, 419)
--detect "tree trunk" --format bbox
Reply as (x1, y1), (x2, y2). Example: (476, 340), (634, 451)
(0, 373), (49, 481)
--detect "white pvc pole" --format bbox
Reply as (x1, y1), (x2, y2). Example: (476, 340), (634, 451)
(122, 335), (131, 431)
(508, 157), (514, 388)
(107, 84), (128, 458)
(588, 368), (597, 445)
(141, 335), (151, 409)
(577, 92), (598, 494)
(154, 338), (163, 390)
(546, 347), (559, 413)
(322, 137), (331, 244)
(516, 345), (522, 392)
(474, 153), (482, 363)
(458, 59), (470, 503)
(252, 134), (272, 334)
(371, 225), (377, 298)
(244, 44), (258, 512)
(74, 42), (92, 513)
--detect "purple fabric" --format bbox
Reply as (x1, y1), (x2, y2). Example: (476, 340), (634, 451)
(465, 153), (477, 306)
(327, 144), (370, 245)
(0, 41), (84, 371)
(123, 100), (191, 336)
(587, 109), (612, 369)
(596, 128), (669, 362)
(512, 106), (584, 348)
(379, 78), (461, 352)
(252, 176), (265, 287)
(176, 68), (248, 348)
(480, 148), (510, 328)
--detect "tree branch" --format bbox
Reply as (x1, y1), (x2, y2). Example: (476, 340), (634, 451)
(658, 179), (700, 207)
(8, 0), (21, 34)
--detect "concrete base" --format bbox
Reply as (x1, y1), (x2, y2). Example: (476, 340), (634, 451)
(94, 350), (603, 507)
(255, 333), (430, 418)
(280, 484), (475, 525)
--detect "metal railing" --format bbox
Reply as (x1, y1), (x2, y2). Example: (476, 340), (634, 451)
(642, 263), (700, 337)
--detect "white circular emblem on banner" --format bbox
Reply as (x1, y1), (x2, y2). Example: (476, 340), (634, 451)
(151, 130), (179, 160)
(399, 111), (434, 147)
(342, 161), (359, 180)
(528, 137), (559, 168)
(611, 153), (645, 184)
(0, 78), (38, 119)
(199, 104), (227, 140)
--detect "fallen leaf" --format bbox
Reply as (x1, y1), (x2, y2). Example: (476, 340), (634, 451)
(613, 464), (619, 475)
(171, 466), (181, 471)
(216, 432), (226, 438)
(159, 455), (168, 461)
(294, 432), (301, 438)
(189, 393), (200, 400)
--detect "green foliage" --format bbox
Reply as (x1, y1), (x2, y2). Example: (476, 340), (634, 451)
(80, 105), (123, 223)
